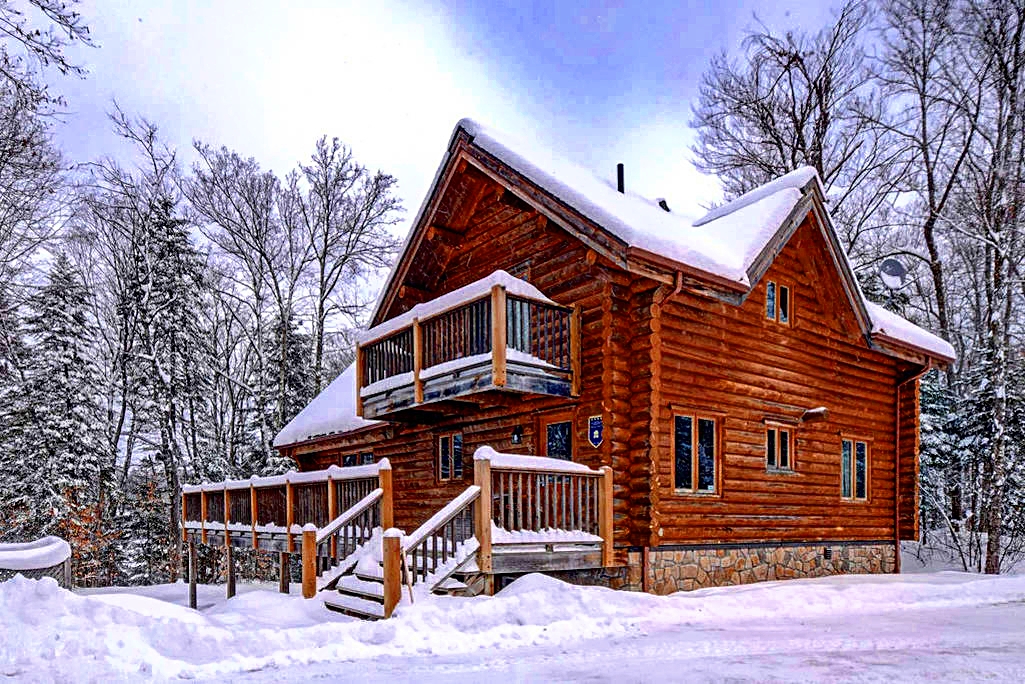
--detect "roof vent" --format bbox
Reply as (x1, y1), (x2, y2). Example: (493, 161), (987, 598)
(617, 163), (624, 194)
(657, 198), (670, 212)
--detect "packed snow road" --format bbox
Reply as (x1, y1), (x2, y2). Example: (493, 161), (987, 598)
(2, 570), (1024, 682)
(272, 593), (1023, 683)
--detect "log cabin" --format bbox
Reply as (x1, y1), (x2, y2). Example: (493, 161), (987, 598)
(183, 119), (954, 619)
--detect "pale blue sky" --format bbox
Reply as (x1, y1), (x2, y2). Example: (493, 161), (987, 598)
(53, 0), (838, 230)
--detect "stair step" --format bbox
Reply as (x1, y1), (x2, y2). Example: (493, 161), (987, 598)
(432, 577), (467, 592)
(355, 564), (384, 582)
(323, 592), (386, 620)
(337, 575), (385, 602)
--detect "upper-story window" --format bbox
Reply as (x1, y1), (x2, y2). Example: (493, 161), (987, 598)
(674, 414), (718, 493)
(766, 281), (791, 324)
(841, 438), (869, 500)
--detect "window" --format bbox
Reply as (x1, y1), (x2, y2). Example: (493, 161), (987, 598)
(765, 280), (791, 324)
(539, 411), (574, 461)
(841, 439), (868, 500)
(438, 432), (464, 481)
(359, 452), (374, 465)
(766, 426), (792, 471)
(342, 453), (357, 467)
(341, 452), (372, 467)
(674, 414), (718, 493)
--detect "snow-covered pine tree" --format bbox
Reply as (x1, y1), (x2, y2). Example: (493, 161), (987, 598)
(3, 254), (113, 580)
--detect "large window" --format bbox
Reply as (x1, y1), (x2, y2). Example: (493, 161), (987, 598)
(438, 432), (464, 481)
(766, 426), (792, 471)
(765, 280), (791, 324)
(674, 414), (718, 493)
(841, 438), (868, 500)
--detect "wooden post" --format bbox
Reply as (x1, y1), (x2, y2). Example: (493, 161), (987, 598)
(188, 539), (198, 609)
(570, 304), (582, 397)
(599, 466), (614, 567)
(200, 490), (208, 544)
(355, 344), (365, 417)
(180, 492), (188, 542)
(382, 529), (402, 618)
(226, 544), (236, 599)
(286, 480), (295, 553)
(327, 476), (337, 560)
(223, 487), (232, 548)
(250, 484), (259, 549)
(491, 284), (507, 387)
(474, 456), (493, 574)
(379, 459), (394, 530)
(301, 525), (317, 599)
(278, 552), (290, 594)
(62, 557), (72, 589)
(412, 317), (424, 404)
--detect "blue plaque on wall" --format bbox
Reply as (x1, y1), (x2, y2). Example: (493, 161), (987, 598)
(588, 415), (603, 448)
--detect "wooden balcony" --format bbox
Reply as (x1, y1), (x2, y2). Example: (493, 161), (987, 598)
(356, 279), (580, 421)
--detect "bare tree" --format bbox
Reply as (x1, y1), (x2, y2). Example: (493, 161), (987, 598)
(285, 136), (400, 392)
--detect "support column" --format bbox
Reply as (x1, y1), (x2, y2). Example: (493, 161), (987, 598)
(382, 529), (402, 618)
(278, 552), (290, 594)
(188, 540), (198, 609)
(226, 545), (236, 599)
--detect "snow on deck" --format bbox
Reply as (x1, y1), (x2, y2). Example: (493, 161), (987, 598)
(358, 269), (554, 345)
(474, 445), (600, 474)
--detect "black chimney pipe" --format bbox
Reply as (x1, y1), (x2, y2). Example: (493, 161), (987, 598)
(617, 163), (624, 193)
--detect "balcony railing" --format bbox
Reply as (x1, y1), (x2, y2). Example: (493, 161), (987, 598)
(356, 283), (580, 419)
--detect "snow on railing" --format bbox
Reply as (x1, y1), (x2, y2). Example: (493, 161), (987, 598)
(181, 461), (384, 494)
(474, 445), (600, 475)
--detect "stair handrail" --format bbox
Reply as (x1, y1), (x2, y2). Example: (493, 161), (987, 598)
(315, 488), (383, 545)
(401, 485), (480, 553)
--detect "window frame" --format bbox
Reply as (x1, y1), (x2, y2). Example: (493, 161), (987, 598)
(437, 431), (464, 482)
(672, 411), (722, 496)
(765, 280), (793, 326)
(765, 424), (794, 473)
(840, 436), (870, 502)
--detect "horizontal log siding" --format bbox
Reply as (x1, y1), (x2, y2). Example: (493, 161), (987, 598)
(897, 379), (920, 540)
(289, 193), (651, 550)
(653, 217), (905, 545)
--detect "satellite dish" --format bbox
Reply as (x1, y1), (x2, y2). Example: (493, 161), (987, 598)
(879, 258), (907, 290)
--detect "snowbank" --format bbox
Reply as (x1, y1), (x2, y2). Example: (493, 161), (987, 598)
(0, 537), (70, 571)
(4, 568), (1025, 681)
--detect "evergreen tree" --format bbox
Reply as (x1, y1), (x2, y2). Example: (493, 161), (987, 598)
(0, 255), (112, 570)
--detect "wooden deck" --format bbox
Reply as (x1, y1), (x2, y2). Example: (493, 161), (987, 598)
(356, 282), (581, 420)
(181, 449), (614, 619)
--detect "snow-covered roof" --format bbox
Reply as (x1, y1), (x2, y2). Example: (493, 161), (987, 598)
(452, 119), (953, 363)
(865, 302), (955, 361)
(458, 119), (812, 287)
(0, 537), (71, 571)
(358, 270), (554, 344)
(273, 364), (380, 447)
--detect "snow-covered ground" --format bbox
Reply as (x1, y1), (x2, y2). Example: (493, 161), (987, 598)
(2, 560), (1024, 682)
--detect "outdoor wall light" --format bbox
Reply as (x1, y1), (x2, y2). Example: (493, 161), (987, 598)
(511, 425), (523, 445)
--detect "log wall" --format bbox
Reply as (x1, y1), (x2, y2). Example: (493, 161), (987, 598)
(283, 168), (924, 554)
(650, 216), (915, 545)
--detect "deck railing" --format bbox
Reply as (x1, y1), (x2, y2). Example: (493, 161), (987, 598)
(182, 460), (389, 553)
(356, 284), (580, 414)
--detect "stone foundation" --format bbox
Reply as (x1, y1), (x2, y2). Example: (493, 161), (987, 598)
(553, 542), (895, 595)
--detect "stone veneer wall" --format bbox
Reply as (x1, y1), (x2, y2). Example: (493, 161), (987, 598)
(550, 542), (895, 594)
